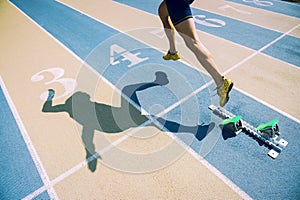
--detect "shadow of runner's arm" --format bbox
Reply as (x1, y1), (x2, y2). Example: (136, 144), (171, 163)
(42, 89), (68, 113)
(42, 100), (68, 113)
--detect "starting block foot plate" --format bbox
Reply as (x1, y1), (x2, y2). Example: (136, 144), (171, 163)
(278, 139), (288, 148)
(268, 149), (279, 159)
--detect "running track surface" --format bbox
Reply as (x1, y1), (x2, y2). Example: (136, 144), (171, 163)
(0, 0), (300, 199)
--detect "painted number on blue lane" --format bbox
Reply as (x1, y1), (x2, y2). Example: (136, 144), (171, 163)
(194, 15), (226, 28)
(243, 0), (273, 6)
(110, 44), (149, 67)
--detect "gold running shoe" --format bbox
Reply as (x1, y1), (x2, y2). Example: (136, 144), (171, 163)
(217, 77), (234, 107)
(163, 51), (180, 61)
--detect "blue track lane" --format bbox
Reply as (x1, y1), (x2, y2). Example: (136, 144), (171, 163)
(264, 34), (300, 67)
(0, 87), (50, 200)
(114, 0), (300, 67)
(9, 0), (300, 199)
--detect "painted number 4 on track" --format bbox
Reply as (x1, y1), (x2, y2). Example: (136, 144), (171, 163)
(110, 44), (149, 68)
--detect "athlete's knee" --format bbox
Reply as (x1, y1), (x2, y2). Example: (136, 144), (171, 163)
(185, 39), (199, 53)
(186, 39), (212, 59)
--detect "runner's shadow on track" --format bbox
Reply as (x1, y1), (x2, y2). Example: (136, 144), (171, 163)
(155, 118), (215, 141)
(42, 71), (214, 172)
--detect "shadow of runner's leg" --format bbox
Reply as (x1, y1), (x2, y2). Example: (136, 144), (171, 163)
(154, 117), (215, 141)
(82, 126), (100, 172)
(121, 71), (169, 108)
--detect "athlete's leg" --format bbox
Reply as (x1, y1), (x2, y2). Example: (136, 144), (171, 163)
(175, 18), (223, 87)
(158, 1), (177, 54)
(175, 18), (233, 106)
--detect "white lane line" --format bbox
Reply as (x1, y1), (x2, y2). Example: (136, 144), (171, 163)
(0, 76), (58, 200)
(22, 186), (47, 200)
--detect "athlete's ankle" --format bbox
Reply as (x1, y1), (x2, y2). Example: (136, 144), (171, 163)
(168, 50), (177, 55)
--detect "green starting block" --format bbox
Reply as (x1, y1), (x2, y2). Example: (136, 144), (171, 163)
(220, 116), (243, 135)
(209, 105), (288, 159)
(257, 120), (280, 140)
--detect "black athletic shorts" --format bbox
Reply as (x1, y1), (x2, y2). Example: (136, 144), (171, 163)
(165, 0), (194, 26)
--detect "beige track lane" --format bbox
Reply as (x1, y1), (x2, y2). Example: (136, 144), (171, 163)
(0, 0), (86, 179)
(0, 0), (244, 199)
(229, 53), (300, 119)
(289, 26), (300, 37)
(54, 150), (241, 200)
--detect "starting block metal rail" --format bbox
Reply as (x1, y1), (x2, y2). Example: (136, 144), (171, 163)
(209, 105), (288, 159)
